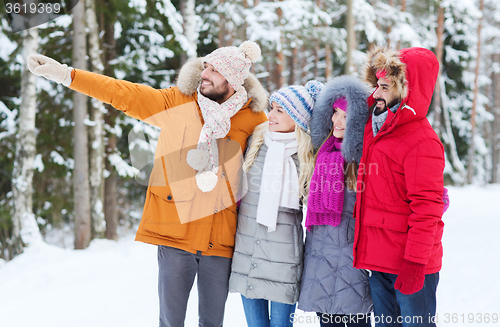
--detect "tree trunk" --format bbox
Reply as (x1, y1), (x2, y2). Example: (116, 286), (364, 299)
(180, 0), (197, 64)
(396, 0), (407, 49)
(179, 1), (187, 66)
(288, 46), (298, 85)
(72, 0), (91, 249)
(102, 3), (119, 240)
(345, 0), (355, 75)
(301, 45), (308, 85)
(104, 136), (119, 240)
(467, 0), (484, 184)
(266, 56), (272, 94)
(242, 0), (249, 41)
(11, 26), (43, 258)
(432, 2), (445, 134)
(313, 42), (319, 79)
(275, 0), (285, 89)
(400, 0), (407, 12)
(325, 44), (332, 80)
(218, 0), (226, 47)
(387, 0), (393, 47)
(275, 48), (284, 89)
(86, 0), (106, 240)
(491, 53), (500, 183)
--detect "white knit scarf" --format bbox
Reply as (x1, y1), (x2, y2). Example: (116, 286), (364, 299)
(186, 87), (248, 192)
(256, 130), (299, 232)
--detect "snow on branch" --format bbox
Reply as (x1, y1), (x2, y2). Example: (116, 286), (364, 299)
(0, 101), (17, 141)
(108, 153), (139, 178)
(158, 0), (197, 59)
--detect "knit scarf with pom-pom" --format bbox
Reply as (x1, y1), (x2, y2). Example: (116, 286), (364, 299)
(186, 87), (248, 192)
(305, 136), (345, 230)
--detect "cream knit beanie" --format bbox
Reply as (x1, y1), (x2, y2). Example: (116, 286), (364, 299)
(203, 41), (261, 89)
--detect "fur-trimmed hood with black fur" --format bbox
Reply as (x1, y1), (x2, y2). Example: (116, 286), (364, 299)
(175, 57), (268, 113)
(310, 75), (371, 164)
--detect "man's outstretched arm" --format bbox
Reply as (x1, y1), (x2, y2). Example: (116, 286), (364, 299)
(28, 54), (169, 122)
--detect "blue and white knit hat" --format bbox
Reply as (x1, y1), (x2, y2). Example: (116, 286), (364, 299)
(269, 80), (324, 131)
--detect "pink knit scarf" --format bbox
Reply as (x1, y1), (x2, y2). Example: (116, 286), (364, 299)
(186, 87), (248, 192)
(305, 136), (345, 230)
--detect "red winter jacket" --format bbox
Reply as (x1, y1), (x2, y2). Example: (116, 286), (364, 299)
(352, 48), (445, 275)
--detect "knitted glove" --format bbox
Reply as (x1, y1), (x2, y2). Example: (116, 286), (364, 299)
(394, 259), (426, 295)
(443, 187), (450, 214)
(27, 54), (73, 87)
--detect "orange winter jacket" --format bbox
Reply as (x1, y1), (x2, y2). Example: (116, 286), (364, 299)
(69, 58), (268, 258)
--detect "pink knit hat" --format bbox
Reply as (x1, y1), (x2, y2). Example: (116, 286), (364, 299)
(203, 41), (261, 89)
(332, 96), (348, 112)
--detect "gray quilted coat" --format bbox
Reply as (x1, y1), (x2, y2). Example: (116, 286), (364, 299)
(297, 75), (373, 315)
(229, 142), (304, 305)
(297, 188), (372, 314)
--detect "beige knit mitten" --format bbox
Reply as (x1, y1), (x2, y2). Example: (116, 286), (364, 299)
(27, 54), (73, 87)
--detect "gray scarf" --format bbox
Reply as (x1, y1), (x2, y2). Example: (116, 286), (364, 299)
(372, 102), (400, 136)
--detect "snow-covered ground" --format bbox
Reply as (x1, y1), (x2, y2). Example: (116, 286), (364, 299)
(1, 185), (499, 327)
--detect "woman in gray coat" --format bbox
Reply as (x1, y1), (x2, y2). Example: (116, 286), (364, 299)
(229, 81), (323, 327)
(297, 76), (373, 327)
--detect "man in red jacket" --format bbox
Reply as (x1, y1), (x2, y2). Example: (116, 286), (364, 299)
(353, 47), (445, 327)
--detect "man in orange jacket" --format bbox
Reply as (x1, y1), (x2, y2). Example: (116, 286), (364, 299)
(28, 41), (268, 327)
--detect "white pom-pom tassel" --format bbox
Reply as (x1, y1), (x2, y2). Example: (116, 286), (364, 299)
(239, 41), (261, 63)
(196, 171), (218, 192)
(187, 149), (210, 171)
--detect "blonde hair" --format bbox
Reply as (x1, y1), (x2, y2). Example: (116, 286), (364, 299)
(243, 121), (315, 203)
(243, 121), (269, 173)
(296, 126), (315, 203)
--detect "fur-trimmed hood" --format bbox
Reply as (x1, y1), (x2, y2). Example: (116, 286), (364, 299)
(364, 47), (408, 101)
(310, 75), (371, 164)
(175, 57), (268, 113)
(364, 47), (439, 125)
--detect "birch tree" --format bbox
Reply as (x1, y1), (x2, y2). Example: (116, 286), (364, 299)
(11, 26), (43, 257)
(86, 0), (105, 239)
(275, 0), (285, 89)
(72, 0), (91, 249)
(345, 0), (355, 75)
(180, 0), (198, 63)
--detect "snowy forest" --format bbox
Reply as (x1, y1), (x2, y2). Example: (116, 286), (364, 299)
(0, 0), (499, 261)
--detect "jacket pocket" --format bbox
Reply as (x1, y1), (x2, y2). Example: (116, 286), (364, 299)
(363, 207), (409, 232)
(142, 185), (195, 239)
